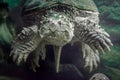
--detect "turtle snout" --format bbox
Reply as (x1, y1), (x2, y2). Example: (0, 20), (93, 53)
(44, 19), (64, 33)
(48, 19), (62, 27)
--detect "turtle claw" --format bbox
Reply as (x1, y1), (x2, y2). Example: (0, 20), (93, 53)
(29, 51), (41, 72)
(82, 43), (100, 72)
(16, 54), (23, 65)
(31, 61), (40, 72)
(11, 52), (30, 65)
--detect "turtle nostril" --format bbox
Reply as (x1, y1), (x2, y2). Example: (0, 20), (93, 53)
(51, 22), (55, 26)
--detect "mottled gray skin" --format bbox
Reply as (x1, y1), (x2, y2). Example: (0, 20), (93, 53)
(90, 73), (110, 80)
(10, 5), (113, 73)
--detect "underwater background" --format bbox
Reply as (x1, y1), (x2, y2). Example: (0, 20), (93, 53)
(94, 0), (120, 80)
(0, 0), (120, 80)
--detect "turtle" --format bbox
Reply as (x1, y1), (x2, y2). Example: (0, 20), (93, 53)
(9, 0), (113, 73)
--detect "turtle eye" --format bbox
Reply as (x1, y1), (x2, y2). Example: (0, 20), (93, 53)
(47, 20), (50, 23)
(58, 21), (62, 25)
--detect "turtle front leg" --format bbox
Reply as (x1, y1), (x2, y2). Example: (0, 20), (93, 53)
(53, 46), (63, 73)
(74, 11), (113, 71)
(10, 25), (41, 65)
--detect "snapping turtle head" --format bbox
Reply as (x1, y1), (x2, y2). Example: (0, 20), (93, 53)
(39, 10), (74, 46)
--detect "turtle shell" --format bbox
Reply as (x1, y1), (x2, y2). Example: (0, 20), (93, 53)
(25, 0), (98, 12)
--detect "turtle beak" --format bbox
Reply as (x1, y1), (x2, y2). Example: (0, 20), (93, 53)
(53, 46), (63, 73)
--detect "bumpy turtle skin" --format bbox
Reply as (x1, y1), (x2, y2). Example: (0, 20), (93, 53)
(10, 9), (113, 72)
